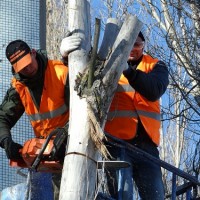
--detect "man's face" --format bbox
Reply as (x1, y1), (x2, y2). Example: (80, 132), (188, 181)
(19, 50), (38, 77)
(128, 36), (144, 62)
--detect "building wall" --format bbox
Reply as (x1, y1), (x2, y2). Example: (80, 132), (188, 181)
(0, 0), (46, 191)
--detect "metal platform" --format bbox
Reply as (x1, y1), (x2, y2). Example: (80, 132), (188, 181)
(97, 161), (130, 169)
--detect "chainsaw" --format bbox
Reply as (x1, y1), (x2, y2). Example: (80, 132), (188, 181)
(9, 127), (68, 173)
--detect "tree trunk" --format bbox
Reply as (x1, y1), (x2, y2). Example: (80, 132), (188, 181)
(59, 1), (95, 200)
(59, 1), (143, 199)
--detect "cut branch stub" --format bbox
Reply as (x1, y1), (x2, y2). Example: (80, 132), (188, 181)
(98, 18), (122, 60)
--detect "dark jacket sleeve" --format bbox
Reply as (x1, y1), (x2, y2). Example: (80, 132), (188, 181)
(0, 86), (24, 146)
(123, 61), (169, 101)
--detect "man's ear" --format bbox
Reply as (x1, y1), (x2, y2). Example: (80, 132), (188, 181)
(31, 49), (37, 57)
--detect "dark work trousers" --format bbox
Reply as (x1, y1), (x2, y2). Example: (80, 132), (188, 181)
(105, 122), (165, 200)
(29, 172), (53, 200)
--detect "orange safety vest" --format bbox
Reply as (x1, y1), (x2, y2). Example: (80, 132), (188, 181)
(105, 54), (161, 145)
(12, 60), (69, 138)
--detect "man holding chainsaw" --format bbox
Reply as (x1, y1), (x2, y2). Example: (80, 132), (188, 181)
(104, 29), (169, 200)
(0, 36), (81, 199)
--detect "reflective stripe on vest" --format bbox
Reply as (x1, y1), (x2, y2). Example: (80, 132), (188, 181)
(28, 104), (68, 121)
(116, 84), (134, 92)
(107, 109), (160, 121)
(107, 110), (138, 120)
(137, 110), (160, 121)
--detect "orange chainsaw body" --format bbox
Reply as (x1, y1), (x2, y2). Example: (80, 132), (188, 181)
(10, 138), (63, 173)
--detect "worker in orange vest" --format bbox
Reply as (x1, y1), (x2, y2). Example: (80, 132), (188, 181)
(104, 29), (169, 200)
(0, 36), (81, 200)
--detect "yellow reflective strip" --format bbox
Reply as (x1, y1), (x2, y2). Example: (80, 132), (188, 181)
(28, 104), (68, 121)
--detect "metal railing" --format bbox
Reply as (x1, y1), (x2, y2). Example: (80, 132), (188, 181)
(100, 134), (200, 200)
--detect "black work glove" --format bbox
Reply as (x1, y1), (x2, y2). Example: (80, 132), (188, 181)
(123, 65), (137, 81)
(2, 137), (23, 160)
